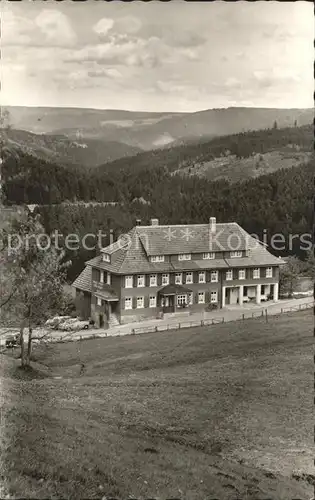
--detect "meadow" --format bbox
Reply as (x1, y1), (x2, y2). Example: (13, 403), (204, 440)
(1, 310), (313, 499)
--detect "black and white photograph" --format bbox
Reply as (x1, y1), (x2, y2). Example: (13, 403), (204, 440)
(0, 1), (314, 498)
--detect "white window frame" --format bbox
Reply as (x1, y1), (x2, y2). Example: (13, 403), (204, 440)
(198, 291), (205, 304)
(149, 295), (156, 308)
(203, 252), (215, 260)
(177, 294), (187, 306)
(211, 270), (218, 283)
(100, 270), (104, 283)
(175, 273), (182, 285)
(136, 296), (144, 309)
(210, 291), (218, 303)
(149, 274), (157, 287)
(102, 253), (110, 262)
(230, 251), (242, 258)
(178, 253), (191, 261)
(198, 271), (206, 283)
(137, 275), (145, 288)
(162, 273), (169, 286)
(150, 255), (165, 263)
(253, 268), (260, 279)
(96, 297), (102, 306)
(238, 269), (245, 280)
(125, 297), (132, 310)
(186, 272), (193, 284)
(266, 267), (272, 278)
(226, 270), (233, 281)
(125, 275), (133, 288)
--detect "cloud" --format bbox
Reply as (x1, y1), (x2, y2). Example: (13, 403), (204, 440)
(34, 10), (76, 46)
(93, 18), (114, 37)
(87, 68), (122, 79)
(2, 8), (77, 48)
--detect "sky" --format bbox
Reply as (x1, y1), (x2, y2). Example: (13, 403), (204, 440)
(1, 1), (313, 112)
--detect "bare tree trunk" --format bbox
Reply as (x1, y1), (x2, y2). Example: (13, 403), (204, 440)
(25, 325), (32, 367)
(19, 321), (26, 367)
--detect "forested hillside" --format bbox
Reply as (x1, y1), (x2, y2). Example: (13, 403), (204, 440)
(97, 124), (313, 178)
(30, 160), (313, 280)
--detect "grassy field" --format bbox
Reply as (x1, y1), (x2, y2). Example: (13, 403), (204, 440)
(1, 310), (313, 499)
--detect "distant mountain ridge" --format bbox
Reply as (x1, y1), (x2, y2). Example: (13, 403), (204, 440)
(3, 105), (313, 151)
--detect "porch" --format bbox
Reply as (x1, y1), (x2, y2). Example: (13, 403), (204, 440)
(222, 283), (279, 307)
(158, 284), (193, 314)
(94, 290), (119, 328)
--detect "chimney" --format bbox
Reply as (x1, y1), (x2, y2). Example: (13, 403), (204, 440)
(136, 219), (141, 226)
(209, 217), (216, 233)
(151, 218), (159, 226)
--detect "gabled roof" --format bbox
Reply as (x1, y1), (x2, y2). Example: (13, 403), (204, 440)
(82, 222), (285, 275)
(72, 265), (92, 293)
(136, 223), (248, 255)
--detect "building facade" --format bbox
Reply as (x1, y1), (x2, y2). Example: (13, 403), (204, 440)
(72, 218), (285, 328)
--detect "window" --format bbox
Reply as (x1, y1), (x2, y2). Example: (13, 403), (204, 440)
(187, 292), (193, 305)
(178, 253), (191, 261)
(125, 297), (132, 310)
(203, 252), (215, 260)
(136, 296), (144, 308)
(149, 295), (156, 308)
(125, 275), (133, 288)
(177, 294), (187, 306)
(211, 270), (218, 283)
(149, 274), (157, 287)
(266, 267), (272, 278)
(100, 270), (104, 283)
(175, 273), (182, 285)
(238, 269), (245, 280)
(198, 291), (205, 304)
(253, 268), (260, 279)
(137, 275), (145, 287)
(226, 270), (233, 281)
(230, 251), (242, 258)
(162, 273), (169, 286)
(198, 271), (206, 283)
(150, 255), (165, 262)
(186, 272), (193, 284)
(102, 253), (110, 262)
(210, 291), (218, 303)
(96, 297), (102, 306)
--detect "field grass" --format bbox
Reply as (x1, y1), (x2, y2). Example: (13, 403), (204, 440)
(1, 310), (313, 499)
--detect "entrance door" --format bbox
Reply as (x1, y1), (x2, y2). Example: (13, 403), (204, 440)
(162, 295), (175, 313)
(99, 314), (104, 328)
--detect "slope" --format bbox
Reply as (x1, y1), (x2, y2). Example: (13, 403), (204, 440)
(0, 128), (142, 168)
(1, 311), (313, 499)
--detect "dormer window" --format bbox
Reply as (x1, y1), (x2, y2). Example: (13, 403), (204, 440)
(230, 251), (242, 258)
(150, 255), (165, 263)
(102, 253), (110, 262)
(178, 253), (191, 261)
(203, 252), (215, 260)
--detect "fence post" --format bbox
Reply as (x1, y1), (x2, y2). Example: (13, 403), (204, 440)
(261, 310), (264, 317)
(265, 309), (268, 323)
(281, 308), (283, 314)
(201, 320), (204, 327)
(242, 313), (245, 320)
(222, 317), (224, 323)
(178, 323), (181, 329)
(155, 326), (158, 332)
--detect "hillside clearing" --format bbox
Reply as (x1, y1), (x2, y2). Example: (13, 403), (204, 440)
(1, 310), (313, 499)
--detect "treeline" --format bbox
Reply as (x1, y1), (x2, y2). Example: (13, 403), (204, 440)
(31, 159), (314, 280)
